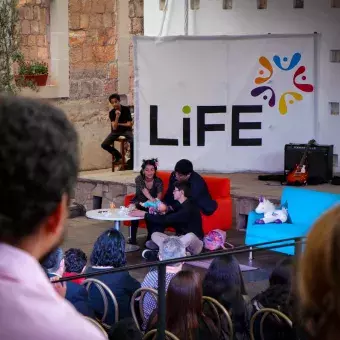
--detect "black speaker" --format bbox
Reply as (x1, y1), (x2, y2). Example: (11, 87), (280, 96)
(284, 143), (334, 183)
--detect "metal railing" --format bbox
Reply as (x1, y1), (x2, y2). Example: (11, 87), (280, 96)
(55, 236), (305, 340)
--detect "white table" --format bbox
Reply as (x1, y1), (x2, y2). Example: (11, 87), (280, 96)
(86, 208), (143, 252)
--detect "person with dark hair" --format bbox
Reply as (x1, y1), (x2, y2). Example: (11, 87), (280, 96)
(0, 96), (106, 339)
(130, 180), (204, 257)
(128, 158), (163, 245)
(63, 248), (88, 284)
(86, 229), (140, 325)
(252, 257), (296, 340)
(164, 159), (217, 215)
(147, 270), (218, 339)
(101, 93), (133, 169)
(42, 248), (94, 317)
(202, 255), (252, 340)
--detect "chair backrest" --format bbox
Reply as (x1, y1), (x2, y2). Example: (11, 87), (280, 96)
(202, 296), (233, 340)
(157, 171), (171, 194)
(250, 307), (293, 340)
(130, 287), (158, 331)
(84, 316), (108, 339)
(281, 187), (340, 225)
(82, 278), (119, 326)
(143, 329), (180, 340)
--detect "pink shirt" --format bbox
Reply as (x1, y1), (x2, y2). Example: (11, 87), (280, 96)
(0, 243), (106, 340)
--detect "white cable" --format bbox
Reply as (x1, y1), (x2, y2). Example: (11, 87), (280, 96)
(184, 0), (189, 35)
(158, 0), (169, 38)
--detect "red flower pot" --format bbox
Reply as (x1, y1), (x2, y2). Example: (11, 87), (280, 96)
(16, 74), (48, 86)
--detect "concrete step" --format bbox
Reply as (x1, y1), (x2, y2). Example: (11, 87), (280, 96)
(69, 200), (86, 219)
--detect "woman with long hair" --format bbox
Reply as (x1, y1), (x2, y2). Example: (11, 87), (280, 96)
(148, 270), (218, 340)
(128, 158), (163, 245)
(202, 254), (252, 340)
(298, 205), (340, 340)
(86, 229), (140, 325)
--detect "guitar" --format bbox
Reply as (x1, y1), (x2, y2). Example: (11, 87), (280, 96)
(286, 139), (316, 186)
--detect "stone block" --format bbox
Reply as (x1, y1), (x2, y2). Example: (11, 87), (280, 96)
(104, 80), (117, 95)
(70, 47), (83, 64)
(20, 35), (28, 46)
(130, 17), (143, 35)
(108, 62), (118, 79)
(82, 44), (94, 62)
(27, 34), (36, 46)
(81, 0), (92, 13)
(126, 185), (135, 195)
(105, 0), (116, 12)
(93, 45), (115, 62)
(35, 0), (41, 4)
(92, 183), (103, 196)
(129, 0), (143, 18)
(39, 21), (46, 34)
(70, 81), (79, 98)
(93, 79), (104, 96)
(69, 0), (81, 13)
(19, 0), (26, 5)
(19, 7), (25, 20)
(20, 46), (30, 60)
(89, 14), (103, 29)
(105, 28), (116, 45)
(80, 81), (93, 98)
(24, 6), (34, 20)
(103, 12), (112, 28)
(30, 20), (39, 34)
(37, 47), (48, 60)
(80, 14), (89, 29)
(36, 34), (46, 47)
(21, 20), (31, 35)
(92, 0), (105, 13)
(69, 31), (86, 47)
(33, 5), (41, 20)
(74, 181), (97, 210)
(69, 13), (80, 30)
(29, 45), (38, 59)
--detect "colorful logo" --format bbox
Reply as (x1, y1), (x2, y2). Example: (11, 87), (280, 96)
(250, 53), (314, 115)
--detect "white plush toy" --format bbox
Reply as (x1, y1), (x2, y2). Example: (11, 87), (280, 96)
(254, 196), (288, 224)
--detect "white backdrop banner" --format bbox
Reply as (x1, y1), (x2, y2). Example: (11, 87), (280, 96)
(133, 35), (316, 172)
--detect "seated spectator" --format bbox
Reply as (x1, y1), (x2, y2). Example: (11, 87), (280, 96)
(202, 254), (252, 340)
(86, 229), (140, 325)
(42, 247), (94, 318)
(252, 257), (296, 340)
(0, 95), (105, 339)
(298, 206), (340, 340)
(108, 317), (142, 340)
(141, 236), (187, 330)
(147, 270), (218, 339)
(131, 181), (204, 254)
(63, 248), (87, 284)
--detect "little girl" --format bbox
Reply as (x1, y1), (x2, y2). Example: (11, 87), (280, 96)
(128, 158), (163, 245)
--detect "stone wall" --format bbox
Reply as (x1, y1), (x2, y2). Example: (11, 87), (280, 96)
(18, 0), (50, 64)
(128, 0), (143, 104)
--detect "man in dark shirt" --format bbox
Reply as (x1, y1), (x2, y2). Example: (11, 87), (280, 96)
(130, 181), (204, 255)
(101, 93), (133, 169)
(164, 159), (217, 215)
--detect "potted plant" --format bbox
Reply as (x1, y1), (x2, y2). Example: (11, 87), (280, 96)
(14, 53), (49, 87)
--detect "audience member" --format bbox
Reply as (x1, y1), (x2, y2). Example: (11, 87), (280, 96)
(86, 229), (140, 325)
(252, 257), (295, 340)
(131, 181), (204, 255)
(164, 159), (217, 215)
(202, 254), (252, 340)
(42, 247), (94, 317)
(141, 236), (186, 330)
(0, 95), (106, 339)
(108, 317), (142, 340)
(63, 247), (87, 284)
(148, 270), (219, 340)
(298, 205), (340, 340)
(128, 158), (163, 245)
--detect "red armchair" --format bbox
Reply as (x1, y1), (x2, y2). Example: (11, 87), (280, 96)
(124, 171), (232, 235)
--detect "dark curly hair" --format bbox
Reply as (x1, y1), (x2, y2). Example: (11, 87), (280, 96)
(64, 248), (87, 273)
(90, 229), (126, 268)
(140, 158), (158, 178)
(0, 95), (78, 244)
